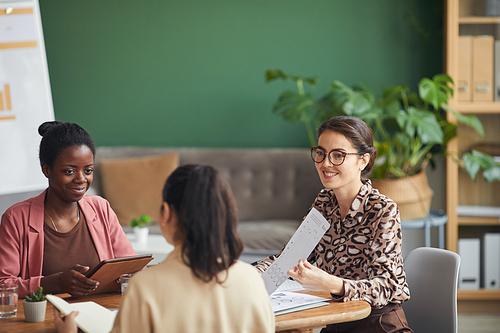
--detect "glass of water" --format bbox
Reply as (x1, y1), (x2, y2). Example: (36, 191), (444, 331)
(119, 274), (133, 295)
(0, 283), (18, 319)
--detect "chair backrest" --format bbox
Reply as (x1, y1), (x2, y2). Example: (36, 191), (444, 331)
(402, 247), (461, 333)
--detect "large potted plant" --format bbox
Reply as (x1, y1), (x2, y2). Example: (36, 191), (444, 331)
(266, 69), (500, 219)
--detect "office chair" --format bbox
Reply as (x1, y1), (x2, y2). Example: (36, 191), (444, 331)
(402, 247), (461, 333)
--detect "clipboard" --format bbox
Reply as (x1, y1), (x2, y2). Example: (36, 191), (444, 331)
(86, 254), (153, 294)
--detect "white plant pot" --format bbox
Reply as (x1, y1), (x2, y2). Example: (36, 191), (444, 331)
(23, 299), (47, 323)
(133, 227), (149, 244)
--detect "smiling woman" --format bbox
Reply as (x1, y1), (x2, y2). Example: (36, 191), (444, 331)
(254, 116), (413, 333)
(0, 121), (137, 298)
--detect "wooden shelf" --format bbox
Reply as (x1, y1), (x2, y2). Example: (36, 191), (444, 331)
(455, 102), (500, 113)
(458, 289), (500, 301)
(446, 1), (500, 310)
(459, 16), (500, 24)
(458, 216), (500, 225)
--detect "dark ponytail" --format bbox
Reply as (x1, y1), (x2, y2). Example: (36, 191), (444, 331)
(162, 164), (243, 283)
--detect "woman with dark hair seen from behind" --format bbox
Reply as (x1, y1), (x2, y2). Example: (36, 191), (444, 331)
(54, 164), (275, 333)
(0, 121), (136, 297)
(255, 116), (413, 332)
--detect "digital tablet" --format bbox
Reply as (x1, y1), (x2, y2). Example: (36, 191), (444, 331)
(86, 254), (153, 294)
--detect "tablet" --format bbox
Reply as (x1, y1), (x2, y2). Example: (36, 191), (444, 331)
(86, 254), (153, 294)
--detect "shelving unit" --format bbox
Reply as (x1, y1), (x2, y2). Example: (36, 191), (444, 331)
(445, 0), (500, 312)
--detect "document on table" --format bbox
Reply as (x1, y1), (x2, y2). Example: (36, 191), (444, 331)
(47, 295), (116, 333)
(270, 291), (330, 314)
(262, 207), (330, 295)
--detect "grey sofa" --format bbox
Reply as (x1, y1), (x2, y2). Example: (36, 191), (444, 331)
(90, 147), (323, 252)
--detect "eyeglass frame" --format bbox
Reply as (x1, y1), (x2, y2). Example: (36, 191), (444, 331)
(310, 146), (364, 166)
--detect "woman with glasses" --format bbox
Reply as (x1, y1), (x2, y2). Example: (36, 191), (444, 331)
(255, 116), (412, 333)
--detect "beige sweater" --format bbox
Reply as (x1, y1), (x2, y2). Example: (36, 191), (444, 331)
(112, 247), (275, 333)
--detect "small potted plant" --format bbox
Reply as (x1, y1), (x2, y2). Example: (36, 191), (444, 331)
(23, 287), (47, 323)
(131, 214), (152, 244)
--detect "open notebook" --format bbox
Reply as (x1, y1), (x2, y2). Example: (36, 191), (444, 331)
(47, 295), (116, 333)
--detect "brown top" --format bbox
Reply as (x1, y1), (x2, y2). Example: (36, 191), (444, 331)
(42, 212), (100, 276)
(255, 180), (410, 309)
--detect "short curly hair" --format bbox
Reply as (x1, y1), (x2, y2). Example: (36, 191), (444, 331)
(38, 121), (95, 168)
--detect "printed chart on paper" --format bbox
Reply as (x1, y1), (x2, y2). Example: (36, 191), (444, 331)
(262, 207), (329, 294)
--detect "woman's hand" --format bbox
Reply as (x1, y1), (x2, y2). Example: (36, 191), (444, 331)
(53, 307), (79, 333)
(42, 264), (99, 296)
(287, 260), (345, 296)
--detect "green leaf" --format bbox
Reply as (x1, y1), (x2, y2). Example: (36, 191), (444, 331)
(265, 69), (287, 82)
(470, 150), (500, 182)
(327, 81), (374, 117)
(272, 91), (315, 123)
(406, 107), (443, 144)
(381, 85), (410, 108)
(441, 104), (485, 136)
(484, 166), (500, 182)
(418, 75), (453, 109)
(304, 77), (319, 86)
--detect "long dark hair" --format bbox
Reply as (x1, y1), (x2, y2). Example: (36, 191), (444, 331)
(38, 121), (96, 168)
(162, 164), (243, 283)
(318, 116), (377, 177)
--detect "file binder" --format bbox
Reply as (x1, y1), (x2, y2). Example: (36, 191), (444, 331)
(472, 36), (494, 102)
(484, 233), (500, 290)
(458, 238), (480, 290)
(458, 36), (472, 102)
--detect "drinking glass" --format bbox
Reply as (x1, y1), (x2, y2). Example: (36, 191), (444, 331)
(0, 284), (18, 319)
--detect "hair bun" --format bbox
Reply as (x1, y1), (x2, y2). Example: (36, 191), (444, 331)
(38, 121), (62, 137)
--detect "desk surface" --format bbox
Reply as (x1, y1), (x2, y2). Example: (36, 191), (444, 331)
(2, 292), (371, 333)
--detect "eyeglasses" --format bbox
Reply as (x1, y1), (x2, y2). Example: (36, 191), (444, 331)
(311, 147), (363, 166)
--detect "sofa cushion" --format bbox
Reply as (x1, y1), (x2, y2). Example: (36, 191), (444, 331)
(236, 220), (301, 251)
(99, 152), (179, 225)
(122, 220), (301, 251)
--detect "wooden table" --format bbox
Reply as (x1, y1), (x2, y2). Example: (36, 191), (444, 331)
(275, 291), (371, 332)
(0, 292), (371, 333)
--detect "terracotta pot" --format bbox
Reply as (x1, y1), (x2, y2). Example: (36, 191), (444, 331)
(371, 169), (434, 221)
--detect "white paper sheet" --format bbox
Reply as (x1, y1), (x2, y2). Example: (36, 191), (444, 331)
(47, 295), (116, 333)
(275, 278), (305, 292)
(262, 207), (330, 294)
(270, 291), (330, 313)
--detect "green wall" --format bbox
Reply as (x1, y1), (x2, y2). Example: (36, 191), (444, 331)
(38, 0), (443, 148)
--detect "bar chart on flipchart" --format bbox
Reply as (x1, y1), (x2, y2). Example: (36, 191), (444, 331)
(0, 0), (54, 195)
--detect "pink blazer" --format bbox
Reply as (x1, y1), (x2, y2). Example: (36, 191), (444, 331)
(0, 190), (137, 297)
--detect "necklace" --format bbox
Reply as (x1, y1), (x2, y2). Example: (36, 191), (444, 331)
(44, 205), (80, 232)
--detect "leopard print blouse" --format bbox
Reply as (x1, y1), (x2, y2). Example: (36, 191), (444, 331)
(254, 180), (410, 309)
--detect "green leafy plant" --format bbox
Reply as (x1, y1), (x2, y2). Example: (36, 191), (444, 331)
(130, 214), (152, 228)
(266, 69), (500, 182)
(24, 287), (46, 302)
(265, 69), (320, 147)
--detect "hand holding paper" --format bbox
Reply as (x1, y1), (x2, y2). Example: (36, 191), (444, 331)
(47, 295), (116, 333)
(288, 260), (344, 294)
